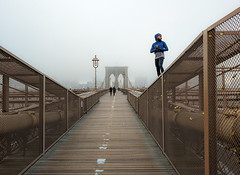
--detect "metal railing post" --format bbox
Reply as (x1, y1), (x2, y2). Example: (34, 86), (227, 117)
(2, 75), (9, 112)
(146, 89), (149, 127)
(25, 85), (28, 107)
(65, 90), (69, 130)
(39, 75), (45, 154)
(203, 29), (217, 175)
(161, 75), (166, 152)
(78, 97), (81, 119)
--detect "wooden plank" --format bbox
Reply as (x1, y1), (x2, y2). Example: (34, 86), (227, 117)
(25, 93), (177, 175)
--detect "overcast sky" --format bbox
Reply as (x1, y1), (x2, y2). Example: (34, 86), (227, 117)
(0, 0), (239, 87)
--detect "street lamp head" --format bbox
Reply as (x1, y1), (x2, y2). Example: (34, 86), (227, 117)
(92, 55), (99, 68)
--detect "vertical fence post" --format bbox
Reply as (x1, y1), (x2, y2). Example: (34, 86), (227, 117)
(2, 75), (9, 112)
(39, 75), (45, 154)
(199, 71), (204, 111)
(203, 29), (217, 175)
(78, 97), (81, 119)
(65, 90), (69, 130)
(25, 85), (28, 107)
(80, 98), (84, 116)
(161, 75), (167, 152)
(136, 94), (139, 114)
(146, 89), (149, 127)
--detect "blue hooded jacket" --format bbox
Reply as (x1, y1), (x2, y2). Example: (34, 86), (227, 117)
(150, 33), (168, 53)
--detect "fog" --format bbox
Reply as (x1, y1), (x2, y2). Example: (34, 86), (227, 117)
(0, 0), (239, 88)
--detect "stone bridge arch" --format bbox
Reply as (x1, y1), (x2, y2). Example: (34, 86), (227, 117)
(105, 66), (128, 88)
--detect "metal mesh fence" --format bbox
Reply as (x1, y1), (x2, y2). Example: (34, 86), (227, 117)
(213, 12), (240, 175)
(0, 74), (41, 174)
(148, 77), (163, 147)
(0, 75), (2, 112)
(127, 90), (140, 112)
(0, 46), (106, 174)
(68, 92), (79, 128)
(138, 90), (148, 126)
(127, 8), (240, 175)
(9, 78), (26, 110)
(78, 90), (108, 114)
(45, 78), (67, 150)
(164, 35), (204, 175)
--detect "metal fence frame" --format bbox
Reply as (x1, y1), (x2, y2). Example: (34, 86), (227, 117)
(0, 46), (107, 174)
(127, 7), (240, 175)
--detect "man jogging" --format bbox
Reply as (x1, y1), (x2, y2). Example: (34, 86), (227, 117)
(150, 33), (168, 76)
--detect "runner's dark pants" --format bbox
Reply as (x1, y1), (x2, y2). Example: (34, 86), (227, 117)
(155, 57), (164, 76)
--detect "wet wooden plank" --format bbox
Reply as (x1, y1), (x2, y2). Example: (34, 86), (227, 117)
(25, 93), (177, 175)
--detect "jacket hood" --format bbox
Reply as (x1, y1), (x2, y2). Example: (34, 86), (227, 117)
(155, 33), (162, 41)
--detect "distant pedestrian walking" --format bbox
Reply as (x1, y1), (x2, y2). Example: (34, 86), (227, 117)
(109, 87), (113, 96)
(150, 33), (168, 76)
(113, 86), (116, 96)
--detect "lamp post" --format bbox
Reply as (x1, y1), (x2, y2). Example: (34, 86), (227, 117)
(92, 55), (99, 90)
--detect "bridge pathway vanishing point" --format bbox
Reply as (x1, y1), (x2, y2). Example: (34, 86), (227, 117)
(25, 92), (177, 175)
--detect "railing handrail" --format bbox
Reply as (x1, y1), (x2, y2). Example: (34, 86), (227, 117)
(0, 45), (74, 95)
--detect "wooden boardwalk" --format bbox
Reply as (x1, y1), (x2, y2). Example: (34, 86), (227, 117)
(25, 92), (177, 175)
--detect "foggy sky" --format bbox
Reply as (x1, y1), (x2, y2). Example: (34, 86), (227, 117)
(0, 0), (239, 88)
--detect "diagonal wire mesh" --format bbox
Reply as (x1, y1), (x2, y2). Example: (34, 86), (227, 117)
(214, 12), (240, 175)
(164, 36), (204, 175)
(148, 77), (163, 148)
(45, 77), (67, 150)
(0, 74), (41, 174)
(138, 90), (148, 127)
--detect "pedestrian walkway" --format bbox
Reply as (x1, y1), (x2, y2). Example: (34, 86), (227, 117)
(25, 92), (177, 175)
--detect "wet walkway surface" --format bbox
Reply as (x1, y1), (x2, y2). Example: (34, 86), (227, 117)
(25, 92), (177, 175)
